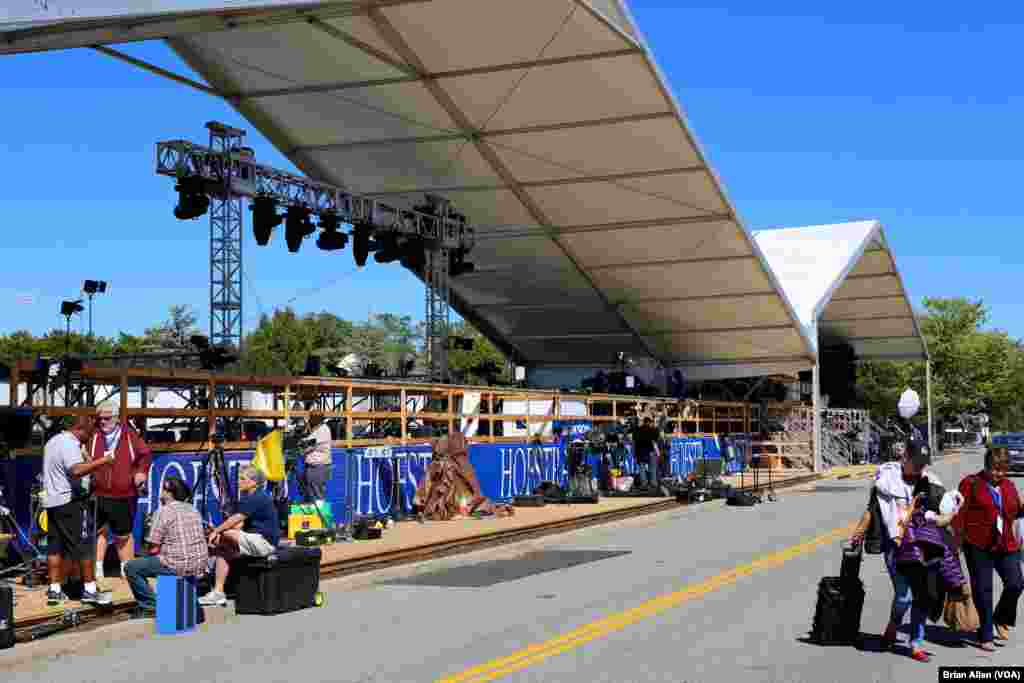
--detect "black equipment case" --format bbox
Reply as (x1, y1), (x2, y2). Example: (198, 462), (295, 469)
(233, 546), (322, 615)
(809, 543), (865, 645)
(0, 584), (14, 649)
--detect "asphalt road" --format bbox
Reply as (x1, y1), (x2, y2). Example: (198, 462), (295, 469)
(5, 448), (1021, 683)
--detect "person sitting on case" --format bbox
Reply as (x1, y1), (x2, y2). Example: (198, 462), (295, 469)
(199, 466), (279, 607)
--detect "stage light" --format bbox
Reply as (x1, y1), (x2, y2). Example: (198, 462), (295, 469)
(250, 195), (282, 246)
(316, 212), (349, 251)
(399, 235), (426, 271)
(449, 247), (475, 277)
(173, 175), (210, 220)
(284, 206), (315, 253)
(352, 222), (373, 267)
(199, 345), (237, 371)
(373, 231), (401, 264)
(83, 280), (107, 295)
(60, 300), (84, 316)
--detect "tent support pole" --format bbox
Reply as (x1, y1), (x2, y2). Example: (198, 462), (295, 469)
(812, 357), (822, 474)
(926, 359), (935, 454)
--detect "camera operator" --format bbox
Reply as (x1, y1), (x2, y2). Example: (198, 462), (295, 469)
(42, 417), (115, 607)
(300, 412), (332, 502)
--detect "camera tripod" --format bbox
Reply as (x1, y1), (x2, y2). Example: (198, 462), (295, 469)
(192, 441), (232, 523)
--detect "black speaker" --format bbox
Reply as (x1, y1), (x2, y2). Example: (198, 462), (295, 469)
(0, 408), (33, 449)
(0, 584), (14, 649)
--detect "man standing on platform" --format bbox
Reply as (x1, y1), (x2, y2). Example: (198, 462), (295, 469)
(88, 401), (152, 580)
(42, 417), (115, 606)
(632, 417), (662, 490)
(124, 477), (208, 618)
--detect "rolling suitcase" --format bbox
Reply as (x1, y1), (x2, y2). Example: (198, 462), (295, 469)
(0, 584), (13, 649)
(810, 543), (864, 645)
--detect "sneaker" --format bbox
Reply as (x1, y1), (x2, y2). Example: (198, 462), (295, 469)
(46, 588), (67, 607)
(198, 591), (227, 607)
(995, 624), (1011, 641)
(909, 647), (931, 663)
(80, 588), (113, 606)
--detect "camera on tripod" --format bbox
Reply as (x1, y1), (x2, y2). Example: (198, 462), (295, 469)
(282, 425), (316, 466)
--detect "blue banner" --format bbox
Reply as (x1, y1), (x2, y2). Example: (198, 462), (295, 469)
(3, 434), (744, 552)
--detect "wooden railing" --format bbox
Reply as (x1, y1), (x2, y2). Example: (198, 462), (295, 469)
(8, 361), (757, 452)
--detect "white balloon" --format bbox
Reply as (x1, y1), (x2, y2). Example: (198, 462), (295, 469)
(898, 389), (921, 419)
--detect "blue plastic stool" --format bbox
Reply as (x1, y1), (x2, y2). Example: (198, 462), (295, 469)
(155, 575), (198, 635)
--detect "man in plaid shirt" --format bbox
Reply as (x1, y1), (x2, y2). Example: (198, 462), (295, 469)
(124, 477), (208, 618)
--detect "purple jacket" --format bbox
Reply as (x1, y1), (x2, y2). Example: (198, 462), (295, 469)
(893, 507), (964, 589)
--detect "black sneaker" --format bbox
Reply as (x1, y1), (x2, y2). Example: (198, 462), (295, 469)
(80, 588), (113, 606)
(46, 588), (67, 607)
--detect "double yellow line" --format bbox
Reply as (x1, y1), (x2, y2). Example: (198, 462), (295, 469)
(438, 522), (856, 683)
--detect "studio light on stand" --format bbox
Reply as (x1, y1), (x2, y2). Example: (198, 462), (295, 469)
(59, 300), (84, 354)
(82, 280), (108, 338)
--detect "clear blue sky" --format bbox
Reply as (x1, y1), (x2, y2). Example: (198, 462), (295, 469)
(1, 1), (1021, 341)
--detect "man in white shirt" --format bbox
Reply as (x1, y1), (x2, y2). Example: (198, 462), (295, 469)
(42, 417), (116, 607)
(301, 413), (333, 501)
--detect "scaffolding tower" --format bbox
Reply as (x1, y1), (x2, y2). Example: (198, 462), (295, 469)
(205, 121), (244, 350)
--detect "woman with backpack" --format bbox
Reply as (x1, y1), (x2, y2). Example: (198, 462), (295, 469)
(952, 446), (1023, 652)
(850, 441), (950, 662)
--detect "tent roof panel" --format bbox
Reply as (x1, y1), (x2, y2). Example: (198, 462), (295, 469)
(623, 295), (791, 333)
(1, 0), (815, 369)
(562, 218), (749, 268)
(753, 221), (927, 361)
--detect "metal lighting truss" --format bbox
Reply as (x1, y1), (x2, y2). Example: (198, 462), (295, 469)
(156, 122), (475, 382)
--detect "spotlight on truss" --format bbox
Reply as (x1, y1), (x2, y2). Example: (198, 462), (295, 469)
(352, 222), (374, 267)
(250, 194), (282, 246)
(172, 175), (210, 220)
(284, 206), (315, 253)
(373, 231), (401, 264)
(316, 212), (349, 251)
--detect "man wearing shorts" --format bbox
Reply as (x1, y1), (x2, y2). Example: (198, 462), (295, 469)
(200, 465), (279, 607)
(88, 402), (152, 579)
(42, 417), (116, 606)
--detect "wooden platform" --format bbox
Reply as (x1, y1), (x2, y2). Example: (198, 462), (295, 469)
(10, 470), (815, 628)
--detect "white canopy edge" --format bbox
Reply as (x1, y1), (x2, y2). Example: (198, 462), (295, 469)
(753, 220), (928, 361)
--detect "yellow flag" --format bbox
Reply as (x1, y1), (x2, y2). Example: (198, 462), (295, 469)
(252, 429), (285, 482)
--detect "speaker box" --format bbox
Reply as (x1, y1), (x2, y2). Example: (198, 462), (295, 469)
(0, 408), (33, 449)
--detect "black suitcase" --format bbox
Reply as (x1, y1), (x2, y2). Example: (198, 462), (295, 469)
(233, 546), (322, 615)
(810, 544), (865, 645)
(0, 584), (13, 650)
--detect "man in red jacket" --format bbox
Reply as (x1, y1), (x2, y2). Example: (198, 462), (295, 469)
(88, 402), (152, 580)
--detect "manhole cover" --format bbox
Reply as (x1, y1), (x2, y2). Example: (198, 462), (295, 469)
(384, 550), (631, 588)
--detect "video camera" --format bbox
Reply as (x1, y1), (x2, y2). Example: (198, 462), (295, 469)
(283, 425), (316, 462)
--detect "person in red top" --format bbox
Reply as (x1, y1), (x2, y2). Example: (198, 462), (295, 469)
(88, 402), (152, 579)
(954, 446), (1023, 652)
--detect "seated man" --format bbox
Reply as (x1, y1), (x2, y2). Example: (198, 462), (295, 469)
(200, 466), (279, 607)
(124, 477), (208, 618)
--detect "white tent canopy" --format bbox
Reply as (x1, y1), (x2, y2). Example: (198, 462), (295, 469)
(753, 220), (928, 363)
(0, 0), (816, 372)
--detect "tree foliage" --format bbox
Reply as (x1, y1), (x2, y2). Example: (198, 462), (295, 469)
(447, 321), (510, 385)
(857, 297), (1024, 431)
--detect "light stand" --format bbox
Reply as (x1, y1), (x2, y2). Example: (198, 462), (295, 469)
(82, 280), (108, 338)
(60, 300), (84, 354)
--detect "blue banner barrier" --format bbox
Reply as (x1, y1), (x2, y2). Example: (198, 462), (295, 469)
(4, 434), (746, 551)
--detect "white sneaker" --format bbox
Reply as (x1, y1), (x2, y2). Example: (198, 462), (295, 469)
(198, 591), (227, 607)
(95, 562), (105, 580)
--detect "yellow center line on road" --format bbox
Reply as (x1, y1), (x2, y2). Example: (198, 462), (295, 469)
(437, 521), (857, 683)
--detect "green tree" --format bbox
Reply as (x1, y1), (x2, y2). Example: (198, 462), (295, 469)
(240, 309), (315, 375)
(447, 321), (509, 385)
(143, 305), (201, 350)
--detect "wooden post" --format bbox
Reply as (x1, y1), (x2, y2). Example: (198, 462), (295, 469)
(9, 363), (18, 408)
(447, 389), (454, 436)
(207, 379), (216, 440)
(120, 371), (129, 420)
(400, 388), (407, 445)
(345, 385), (353, 448)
